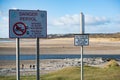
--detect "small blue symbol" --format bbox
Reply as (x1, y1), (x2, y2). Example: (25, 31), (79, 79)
(41, 13), (44, 18)
(11, 12), (17, 18)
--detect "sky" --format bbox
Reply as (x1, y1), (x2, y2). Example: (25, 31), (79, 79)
(0, 0), (120, 38)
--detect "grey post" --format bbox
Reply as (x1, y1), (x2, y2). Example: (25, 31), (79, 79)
(36, 38), (40, 80)
(80, 12), (85, 34)
(16, 38), (20, 80)
(80, 12), (84, 80)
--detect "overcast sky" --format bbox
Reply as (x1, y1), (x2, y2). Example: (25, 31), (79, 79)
(0, 0), (120, 38)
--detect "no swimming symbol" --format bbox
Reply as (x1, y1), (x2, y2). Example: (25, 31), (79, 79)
(13, 22), (27, 36)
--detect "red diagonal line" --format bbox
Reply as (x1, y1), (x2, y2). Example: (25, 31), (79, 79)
(15, 24), (24, 33)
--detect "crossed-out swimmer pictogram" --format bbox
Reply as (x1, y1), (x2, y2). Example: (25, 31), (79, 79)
(13, 22), (27, 36)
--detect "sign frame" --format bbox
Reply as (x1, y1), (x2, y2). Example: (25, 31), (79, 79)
(74, 34), (89, 46)
(9, 9), (47, 38)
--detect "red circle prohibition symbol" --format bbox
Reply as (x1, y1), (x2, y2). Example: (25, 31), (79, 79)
(13, 22), (27, 36)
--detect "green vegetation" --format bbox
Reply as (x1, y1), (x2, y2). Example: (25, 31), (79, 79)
(41, 60), (120, 80)
(0, 76), (36, 80)
(0, 65), (120, 80)
(41, 66), (120, 80)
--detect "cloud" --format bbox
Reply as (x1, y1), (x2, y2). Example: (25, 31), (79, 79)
(0, 11), (8, 21)
(85, 15), (110, 25)
(51, 14), (79, 26)
(0, 11), (9, 38)
(0, 11), (4, 17)
(2, 16), (8, 22)
(0, 11), (2, 16)
(50, 14), (110, 26)
(11, 7), (18, 10)
(59, 14), (79, 25)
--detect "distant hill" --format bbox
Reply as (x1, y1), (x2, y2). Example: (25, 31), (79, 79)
(1, 33), (120, 39)
(47, 33), (120, 38)
(89, 33), (120, 38)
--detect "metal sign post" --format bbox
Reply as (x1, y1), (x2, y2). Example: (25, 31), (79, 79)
(81, 45), (83, 80)
(36, 38), (40, 80)
(74, 12), (89, 80)
(80, 13), (85, 80)
(16, 38), (20, 80)
(80, 12), (84, 80)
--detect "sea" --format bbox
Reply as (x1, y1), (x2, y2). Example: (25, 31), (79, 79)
(0, 54), (120, 60)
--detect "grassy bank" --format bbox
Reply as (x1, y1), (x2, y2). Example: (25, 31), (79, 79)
(41, 66), (120, 80)
(0, 66), (120, 80)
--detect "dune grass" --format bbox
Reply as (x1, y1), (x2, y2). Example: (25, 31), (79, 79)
(41, 66), (120, 80)
(1, 65), (119, 80)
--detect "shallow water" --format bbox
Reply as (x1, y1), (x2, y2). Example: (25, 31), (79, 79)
(0, 54), (120, 60)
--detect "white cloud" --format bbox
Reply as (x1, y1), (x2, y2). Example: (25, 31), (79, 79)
(0, 11), (2, 16)
(0, 25), (8, 38)
(0, 11), (9, 38)
(51, 14), (79, 26)
(85, 15), (110, 25)
(2, 16), (8, 22)
(50, 14), (110, 26)
(11, 7), (18, 10)
(0, 11), (4, 17)
(0, 19), (9, 38)
(0, 11), (8, 21)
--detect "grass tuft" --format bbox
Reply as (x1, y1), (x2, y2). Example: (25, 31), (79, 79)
(104, 59), (119, 68)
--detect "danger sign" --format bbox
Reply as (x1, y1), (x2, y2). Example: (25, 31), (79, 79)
(9, 9), (47, 38)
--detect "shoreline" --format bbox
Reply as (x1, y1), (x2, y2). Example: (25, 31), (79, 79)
(0, 58), (120, 76)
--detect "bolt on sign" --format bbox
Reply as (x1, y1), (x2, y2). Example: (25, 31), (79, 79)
(9, 10), (47, 38)
(74, 34), (89, 46)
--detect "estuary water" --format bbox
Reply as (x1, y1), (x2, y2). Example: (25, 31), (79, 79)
(0, 54), (120, 60)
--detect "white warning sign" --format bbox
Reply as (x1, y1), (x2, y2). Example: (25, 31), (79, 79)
(9, 10), (47, 38)
(74, 34), (89, 46)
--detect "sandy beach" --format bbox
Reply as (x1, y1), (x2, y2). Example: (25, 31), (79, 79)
(0, 38), (120, 55)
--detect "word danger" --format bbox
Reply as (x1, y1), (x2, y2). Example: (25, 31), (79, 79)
(19, 12), (38, 16)
(19, 12), (38, 21)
